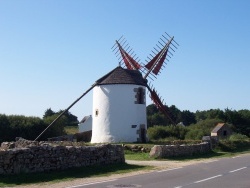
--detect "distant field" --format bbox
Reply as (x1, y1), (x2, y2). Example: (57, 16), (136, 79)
(64, 126), (78, 135)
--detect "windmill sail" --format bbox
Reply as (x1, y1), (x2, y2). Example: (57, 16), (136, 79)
(144, 36), (174, 79)
(145, 49), (162, 70)
(147, 86), (176, 125)
(145, 48), (169, 75)
(113, 33), (179, 124)
(115, 40), (141, 70)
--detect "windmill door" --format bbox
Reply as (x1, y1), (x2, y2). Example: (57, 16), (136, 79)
(140, 127), (146, 143)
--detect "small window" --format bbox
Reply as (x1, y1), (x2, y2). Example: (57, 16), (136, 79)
(223, 130), (227, 136)
(131, 125), (137, 128)
(134, 87), (145, 104)
(95, 109), (99, 117)
(138, 88), (144, 104)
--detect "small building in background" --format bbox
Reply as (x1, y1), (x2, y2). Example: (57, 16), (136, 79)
(78, 115), (92, 133)
(211, 123), (233, 139)
(78, 115), (92, 142)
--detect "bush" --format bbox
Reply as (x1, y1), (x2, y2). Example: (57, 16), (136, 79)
(229, 133), (249, 141)
(185, 119), (223, 140)
(0, 115), (46, 142)
(217, 139), (250, 152)
(149, 139), (202, 145)
(147, 126), (168, 140)
(43, 114), (67, 138)
(0, 114), (67, 143)
(147, 125), (188, 140)
(185, 129), (204, 140)
(0, 114), (11, 142)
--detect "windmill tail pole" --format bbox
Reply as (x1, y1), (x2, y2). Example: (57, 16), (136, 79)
(34, 84), (96, 141)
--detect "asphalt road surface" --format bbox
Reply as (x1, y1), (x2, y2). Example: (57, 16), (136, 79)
(66, 154), (250, 188)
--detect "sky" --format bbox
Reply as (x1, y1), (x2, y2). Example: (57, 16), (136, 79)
(0, 0), (250, 120)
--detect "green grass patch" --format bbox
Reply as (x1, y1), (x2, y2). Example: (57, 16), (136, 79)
(64, 126), (78, 135)
(0, 163), (151, 187)
(125, 150), (153, 160)
(124, 147), (250, 161)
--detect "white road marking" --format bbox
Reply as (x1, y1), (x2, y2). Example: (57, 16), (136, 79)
(65, 179), (118, 188)
(194, 174), (222, 183)
(174, 186), (183, 188)
(157, 167), (183, 173)
(229, 167), (247, 173)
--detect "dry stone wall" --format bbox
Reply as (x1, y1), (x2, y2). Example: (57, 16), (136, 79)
(0, 139), (125, 175)
(149, 142), (211, 159)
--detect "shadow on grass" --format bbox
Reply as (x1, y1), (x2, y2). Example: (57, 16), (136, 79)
(0, 163), (147, 187)
(228, 147), (250, 153)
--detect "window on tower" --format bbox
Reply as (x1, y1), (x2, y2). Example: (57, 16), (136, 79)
(95, 109), (99, 116)
(134, 87), (145, 104)
(138, 87), (144, 104)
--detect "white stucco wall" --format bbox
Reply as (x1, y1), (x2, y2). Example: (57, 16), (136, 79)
(91, 84), (147, 143)
(78, 115), (92, 133)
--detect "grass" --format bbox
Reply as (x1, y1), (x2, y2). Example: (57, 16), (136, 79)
(124, 146), (250, 161)
(0, 163), (151, 187)
(125, 150), (153, 160)
(64, 126), (78, 135)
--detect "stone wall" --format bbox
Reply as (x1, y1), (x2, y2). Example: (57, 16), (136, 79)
(0, 139), (125, 175)
(149, 142), (211, 159)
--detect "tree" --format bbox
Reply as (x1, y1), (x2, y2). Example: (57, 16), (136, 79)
(224, 108), (240, 125)
(180, 110), (196, 126)
(207, 109), (225, 120)
(43, 108), (79, 127)
(0, 114), (11, 142)
(167, 105), (182, 124)
(0, 114), (46, 142)
(234, 110), (250, 137)
(43, 114), (67, 138)
(185, 118), (223, 140)
(57, 110), (79, 126)
(43, 108), (55, 118)
(147, 104), (159, 116)
(195, 110), (207, 122)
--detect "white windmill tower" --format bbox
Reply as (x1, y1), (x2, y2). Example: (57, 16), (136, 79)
(91, 66), (147, 143)
(34, 33), (178, 143)
(90, 33), (178, 143)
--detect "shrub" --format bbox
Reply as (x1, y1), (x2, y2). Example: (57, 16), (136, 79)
(148, 139), (202, 145)
(217, 139), (250, 152)
(147, 125), (188, 140)
(185, 119), (223, 140)
(229, 133), (249, 141)
(147, 126), (168, 140)
(0, 114), (67, 143)
(185, 129), (204, 140)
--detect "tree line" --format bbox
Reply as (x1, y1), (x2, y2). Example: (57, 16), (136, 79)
(1, 105), (249, 143)
(147, 104), (250, 140)
(0, 108), (79, 143)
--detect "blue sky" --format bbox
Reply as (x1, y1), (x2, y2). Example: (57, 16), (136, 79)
(0, 0), (250, 120)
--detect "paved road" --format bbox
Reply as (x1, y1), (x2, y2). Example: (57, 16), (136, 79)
(67, 154), (250, 188)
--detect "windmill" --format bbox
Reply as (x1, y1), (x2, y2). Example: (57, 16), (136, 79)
(112, 32), (179, 125)
(35, 32), (178, 143)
